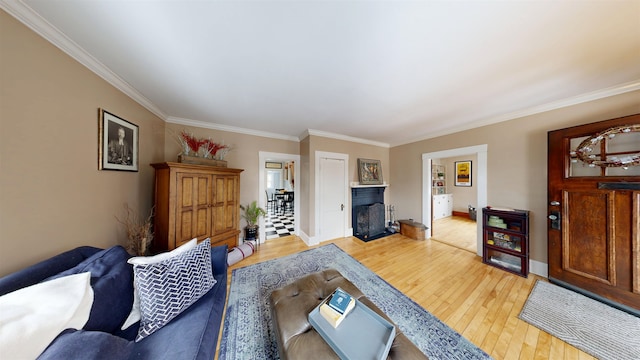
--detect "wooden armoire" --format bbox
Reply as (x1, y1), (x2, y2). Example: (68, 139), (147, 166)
(151, 162), (243, 252)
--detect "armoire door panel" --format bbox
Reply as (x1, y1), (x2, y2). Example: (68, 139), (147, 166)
(176, 173), (211, 244)
(224, 176), (237, 231)
(212, 207), (226, 234)
(211, 176), (225, 235)
(197, 177), (209, 205)
(180, 211), (193, 240)
(213, 177), (226, 205)
(211, 175), (238, 235)
(633, 191), (640, 295)
(225, 203), (236, 229)
(563, 190), (614, 284)
(195, 208), (209, 238)
(181, 177), (193, 207)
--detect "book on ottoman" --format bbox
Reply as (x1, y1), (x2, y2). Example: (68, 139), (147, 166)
(309, 292), (396, 360)
(319, 288), (355, 328)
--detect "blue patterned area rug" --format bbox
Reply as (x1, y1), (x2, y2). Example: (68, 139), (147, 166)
(519, 280), (640, 360)
(219, 243), (491, 359)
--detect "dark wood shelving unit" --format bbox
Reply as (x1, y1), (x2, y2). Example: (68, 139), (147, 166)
(482, 207), (529, 277)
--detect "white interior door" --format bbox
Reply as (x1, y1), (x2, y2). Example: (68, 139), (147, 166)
(320, 157), (346, 241)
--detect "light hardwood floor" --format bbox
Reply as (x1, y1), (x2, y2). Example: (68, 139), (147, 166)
(225, 233), (595, 360)
(432, 216), (478, 253)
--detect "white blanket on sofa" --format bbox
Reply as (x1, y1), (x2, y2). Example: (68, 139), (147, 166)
(0, 272), (93, 359)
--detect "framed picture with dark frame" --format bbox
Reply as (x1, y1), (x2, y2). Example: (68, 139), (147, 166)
(99, 109), (139, 172)
(357, 158), (383, 185)
(455, 160), (472, 187)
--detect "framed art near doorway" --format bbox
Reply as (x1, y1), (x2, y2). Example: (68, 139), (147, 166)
(358, 158), (383, 185)
(455, 160), (472, 187)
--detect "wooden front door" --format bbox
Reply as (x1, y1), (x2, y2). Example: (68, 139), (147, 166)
(547, 114), (640, 315)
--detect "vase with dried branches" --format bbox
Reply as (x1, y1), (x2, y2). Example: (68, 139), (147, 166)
(116, 203), (154, 256)
(168, 128), (231, 160)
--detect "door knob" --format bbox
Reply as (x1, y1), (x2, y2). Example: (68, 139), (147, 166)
(548, 214), (558, 220)
(550, 201), (560, 206)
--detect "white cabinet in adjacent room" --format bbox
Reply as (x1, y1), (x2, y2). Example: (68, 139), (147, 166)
(433, 194), (453, 220)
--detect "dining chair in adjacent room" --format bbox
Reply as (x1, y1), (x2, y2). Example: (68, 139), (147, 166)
(265, 190), (275, 213)
(283, 191), (294, 214)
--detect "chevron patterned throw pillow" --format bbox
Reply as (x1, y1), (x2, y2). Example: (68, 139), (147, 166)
(132, 239), (215, 341)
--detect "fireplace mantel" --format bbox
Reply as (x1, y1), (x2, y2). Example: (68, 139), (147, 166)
(350, 182), (389, 188)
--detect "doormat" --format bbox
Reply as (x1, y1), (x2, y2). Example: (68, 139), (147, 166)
(519, 280), (640, 360)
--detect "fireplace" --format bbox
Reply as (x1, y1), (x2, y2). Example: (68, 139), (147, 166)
(355, 203), (385, 239)
(351, 186), (390, 242)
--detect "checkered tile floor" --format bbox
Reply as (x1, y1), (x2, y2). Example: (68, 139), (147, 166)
(265, 209), (295, 239)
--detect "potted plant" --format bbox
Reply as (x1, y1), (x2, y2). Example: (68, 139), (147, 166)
(240, 200), (267, 242)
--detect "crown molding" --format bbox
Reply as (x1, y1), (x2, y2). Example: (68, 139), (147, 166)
(301, 129), (390, 148)
(5, 0), (637, 149)
(394, 79), (640, 147)
(166, 116), (300, 142)
(1, 0), (168, 121)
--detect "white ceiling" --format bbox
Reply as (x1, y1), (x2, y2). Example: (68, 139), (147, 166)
(4, 1), (640, 146)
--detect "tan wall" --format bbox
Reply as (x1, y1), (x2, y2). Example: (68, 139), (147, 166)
(299, 137), (311, 236)
(390, 90), (640, 264)
(0, 11), (165, 275)
(307, 135), (390, 237)
(3, 8), (639, 276)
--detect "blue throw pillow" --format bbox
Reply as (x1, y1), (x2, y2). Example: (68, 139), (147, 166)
(132, 239), (216, 341)
(47, 246), (133, 333)
(37, 329), (133, 360)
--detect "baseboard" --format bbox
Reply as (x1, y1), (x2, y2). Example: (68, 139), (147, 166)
(299, 231), (318, 246)
(529, 259), (548, 278)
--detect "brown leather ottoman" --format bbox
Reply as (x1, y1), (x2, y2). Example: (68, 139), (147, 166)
(269, 269), (428, 359)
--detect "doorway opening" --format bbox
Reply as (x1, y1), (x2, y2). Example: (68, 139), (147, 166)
(259, 152), (300, 244)
(430, 156), (478, 253)
(422, 145), (487, 256)
(432, 216), (477, 253)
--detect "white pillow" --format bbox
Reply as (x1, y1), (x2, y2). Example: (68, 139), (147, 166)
(0, 272), (93, 359)
(120, 288), (141, 330)
(122, 238), (198, 329)
(128, 238), (198, 265)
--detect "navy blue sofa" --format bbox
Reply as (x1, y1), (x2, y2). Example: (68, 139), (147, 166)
(0, 244), (228, 360)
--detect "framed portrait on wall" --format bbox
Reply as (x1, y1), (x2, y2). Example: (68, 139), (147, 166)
(99, 109), (139, 171)
(357, 158), (383, 185)
(455, 160), (472, 186)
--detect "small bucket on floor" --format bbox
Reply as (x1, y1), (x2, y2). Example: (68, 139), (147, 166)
(468, 205), (477, 221)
